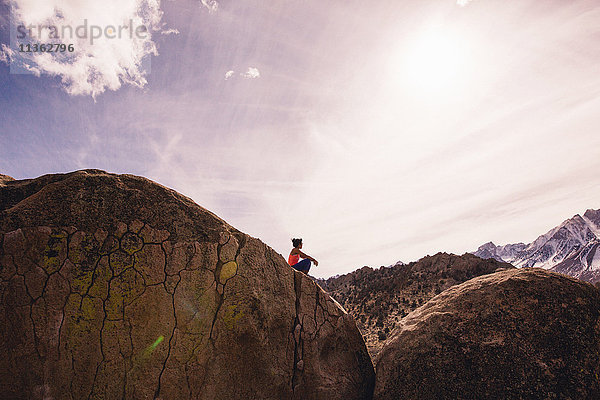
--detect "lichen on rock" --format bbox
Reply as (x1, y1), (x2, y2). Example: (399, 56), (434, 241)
(0, 170), (375, 400)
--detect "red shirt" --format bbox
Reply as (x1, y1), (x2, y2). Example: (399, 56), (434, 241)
(288, 253), (300, 266)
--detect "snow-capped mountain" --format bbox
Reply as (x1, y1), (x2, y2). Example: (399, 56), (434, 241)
(473, 209), (600, 282)
(474, 242), (528, 264)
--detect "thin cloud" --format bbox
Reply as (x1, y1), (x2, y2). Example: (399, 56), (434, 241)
(6, 0), (172, 98)
(457, 0), (473, 6)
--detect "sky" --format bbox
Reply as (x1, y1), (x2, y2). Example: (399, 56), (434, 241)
(1, 0), (600, 278)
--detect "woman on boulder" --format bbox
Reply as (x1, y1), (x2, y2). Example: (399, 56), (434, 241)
(288, 238), (318, 274)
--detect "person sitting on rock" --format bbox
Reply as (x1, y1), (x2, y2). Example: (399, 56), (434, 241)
(288, 238), (318, 274)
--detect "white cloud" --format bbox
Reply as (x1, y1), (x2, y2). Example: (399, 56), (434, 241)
(224, 67), (260, 80)
(0, 44), (13, 64)
(241, 67), (260, 79)
(7, 0), (172, 97)
(457, 0), (473, 6)
(200, 0), (219, 13)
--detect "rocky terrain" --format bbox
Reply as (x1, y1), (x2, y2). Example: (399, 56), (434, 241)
(3, 169), (600, 400)
(317, 253), (513, 358)
(474, 209), (600, 282)
(374, 268), (600, 399)
(0, 170), (374, 400)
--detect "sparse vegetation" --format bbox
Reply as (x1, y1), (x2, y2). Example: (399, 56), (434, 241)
(315, 252), (513, 358)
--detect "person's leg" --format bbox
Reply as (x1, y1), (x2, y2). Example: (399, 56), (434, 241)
(294, 258), (311, 274)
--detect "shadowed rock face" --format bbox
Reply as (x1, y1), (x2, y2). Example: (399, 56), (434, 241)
(0, 170), (374, 400)
(374, 268), (600, 400)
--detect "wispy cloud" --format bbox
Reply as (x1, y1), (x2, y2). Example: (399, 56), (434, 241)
(4, 0), (172, 98)
(3, 0), (600, 279)
(457, 0), (473, 7)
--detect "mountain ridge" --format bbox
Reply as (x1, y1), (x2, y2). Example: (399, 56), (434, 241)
(473, 208), (600, 282)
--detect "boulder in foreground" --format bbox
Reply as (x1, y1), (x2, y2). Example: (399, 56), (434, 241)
(374, 268), (600, 399)
(0, 170), (374, 400)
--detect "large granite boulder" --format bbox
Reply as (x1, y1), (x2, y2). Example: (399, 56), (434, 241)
(0, 170), (374, 399)
(374, 268), (600, 399)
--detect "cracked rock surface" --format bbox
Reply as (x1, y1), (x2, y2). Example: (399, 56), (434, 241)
(374, 268), (600, 400)
(0, 170), (375, 400)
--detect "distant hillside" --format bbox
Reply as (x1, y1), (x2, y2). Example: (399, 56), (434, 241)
(473, 208), (600, 282)
(317, 252), (513, 358)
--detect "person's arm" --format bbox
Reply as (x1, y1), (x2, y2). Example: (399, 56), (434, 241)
(296, 249), (318, 266)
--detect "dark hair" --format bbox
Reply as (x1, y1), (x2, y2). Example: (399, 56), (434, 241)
(292, 238), (302, 248)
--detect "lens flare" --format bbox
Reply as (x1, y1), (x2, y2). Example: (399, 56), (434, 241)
(150, 335), (165, 350)
(143, 335), (165, 357)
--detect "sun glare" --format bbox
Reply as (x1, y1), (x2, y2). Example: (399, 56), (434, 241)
(400, 28), (472, 97)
